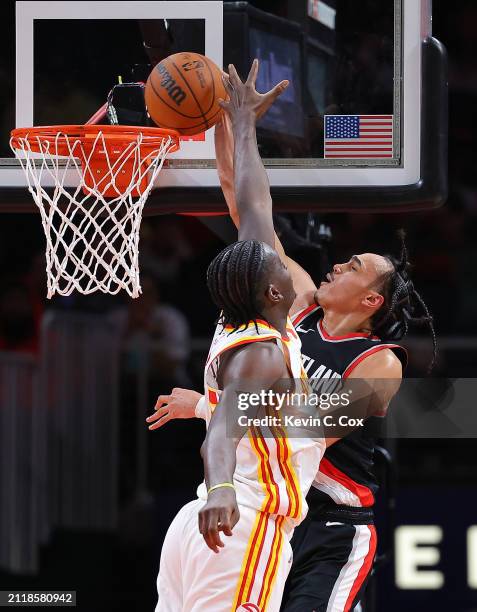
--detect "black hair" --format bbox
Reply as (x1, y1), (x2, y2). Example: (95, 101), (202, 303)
(206, 240), (271, 332)
(371, 230), (438, 372)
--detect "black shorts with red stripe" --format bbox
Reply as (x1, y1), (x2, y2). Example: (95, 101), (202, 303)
(281, 510), (377, 612)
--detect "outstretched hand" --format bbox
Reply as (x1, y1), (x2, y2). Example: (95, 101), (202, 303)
(219, 59), (289, 125)
(146, 387), (202, 430)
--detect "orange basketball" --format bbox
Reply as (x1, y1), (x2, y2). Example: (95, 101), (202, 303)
(145, 52), (226, 136)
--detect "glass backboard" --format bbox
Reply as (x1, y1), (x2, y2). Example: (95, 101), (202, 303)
(0, 0), (447, 212)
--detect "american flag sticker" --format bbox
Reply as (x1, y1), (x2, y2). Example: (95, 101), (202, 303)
(324, 115), (393, 158)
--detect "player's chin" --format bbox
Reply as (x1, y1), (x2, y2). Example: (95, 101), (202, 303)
(316, 281), (330, 299)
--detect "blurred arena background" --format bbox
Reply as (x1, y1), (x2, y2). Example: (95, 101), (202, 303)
(0, 0), (476, 610)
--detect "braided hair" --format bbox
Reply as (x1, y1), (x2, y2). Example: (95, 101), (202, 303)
(371, 230), (438, 372)
(207, 240), (272, 332)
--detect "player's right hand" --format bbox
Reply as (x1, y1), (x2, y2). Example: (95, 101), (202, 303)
(219, 71), (283, 121)
(146, 388), (202, 430)
(198, 488), (240, 553)
(219, 59), (289, 124)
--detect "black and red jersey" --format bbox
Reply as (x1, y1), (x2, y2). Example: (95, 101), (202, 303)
(292, 303), (407, 520)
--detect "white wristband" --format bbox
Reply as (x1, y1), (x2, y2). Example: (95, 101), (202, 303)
(194, 395), (207, 420)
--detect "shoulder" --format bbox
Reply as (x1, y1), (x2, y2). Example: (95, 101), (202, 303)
(220, 339), (285, 382)
(347, 347), (403, 412)
(348, 347), (403, 379)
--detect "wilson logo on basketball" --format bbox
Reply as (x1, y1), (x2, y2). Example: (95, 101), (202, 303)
(156, 63), (186, 106)
(236, 604), (261, 612)
(182, 60), (205, 71)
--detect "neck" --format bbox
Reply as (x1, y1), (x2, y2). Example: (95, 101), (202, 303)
(262, 311), (288, 337)
(321, 308), (372, 337)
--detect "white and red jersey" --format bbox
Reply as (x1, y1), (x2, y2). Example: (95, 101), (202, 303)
(197, 317), (325, 527)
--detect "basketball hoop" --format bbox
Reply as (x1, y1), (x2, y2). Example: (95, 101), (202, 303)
(10, 125), (180, 299)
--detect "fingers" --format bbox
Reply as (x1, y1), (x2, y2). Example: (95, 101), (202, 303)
(146, 397), (170, 430)
(256, 80), (289, 119)
(149, 392), (172, 428)
(147, 412), (170, 430)
(245, 58), (259, 87)
(147, 405), (169, 421)
(221, 70), (230, 87)
(218, 99), (231, 115)
(228, 63), (242, 87)
(230, 505), (240, 530)
(198, 507), (205, 535)
(198, 499), (239, 553)
(265, 79), (289, 103)
(209, 516), (224, 552)
(199, 508), (224, 553)
(221, 73), (234, 97)
(218, 508), (233, 537)
(155, 394), (171, 410)
(198, 508), (219, 553)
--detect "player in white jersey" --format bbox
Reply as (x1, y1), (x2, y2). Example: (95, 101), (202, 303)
(199, 304), (323, 520)
(154, 61), (325, 612)
(156, 242), (325, 612)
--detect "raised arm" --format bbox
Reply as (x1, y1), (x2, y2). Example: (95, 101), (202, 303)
(219, 60), (288, 247)
(216, 80), (318, 313)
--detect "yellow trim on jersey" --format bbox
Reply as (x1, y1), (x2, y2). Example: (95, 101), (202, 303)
(237, 512), (268, 607)
(284, 436), (302, 519)
(258, 515), (285, 611)
(280, 438), (298, 518)
(216, 333), (280, 352)
(232, 427), (277, 610)
(224, 320), (280, 334)
(266, 405), (302, 520)
(273, 426), (295, 518)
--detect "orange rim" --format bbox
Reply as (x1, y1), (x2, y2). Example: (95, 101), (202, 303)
(10, 124), (181, 156)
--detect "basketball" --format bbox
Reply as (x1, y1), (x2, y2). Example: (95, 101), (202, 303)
(145, 52), (227, 136)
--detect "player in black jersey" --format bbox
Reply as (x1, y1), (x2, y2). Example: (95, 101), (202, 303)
(147, 64), (437, 612)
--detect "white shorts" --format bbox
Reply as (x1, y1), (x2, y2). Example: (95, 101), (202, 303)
(156, 498), (294, 612)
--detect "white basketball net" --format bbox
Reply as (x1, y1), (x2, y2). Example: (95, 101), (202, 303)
(10, 129), (175, 298)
